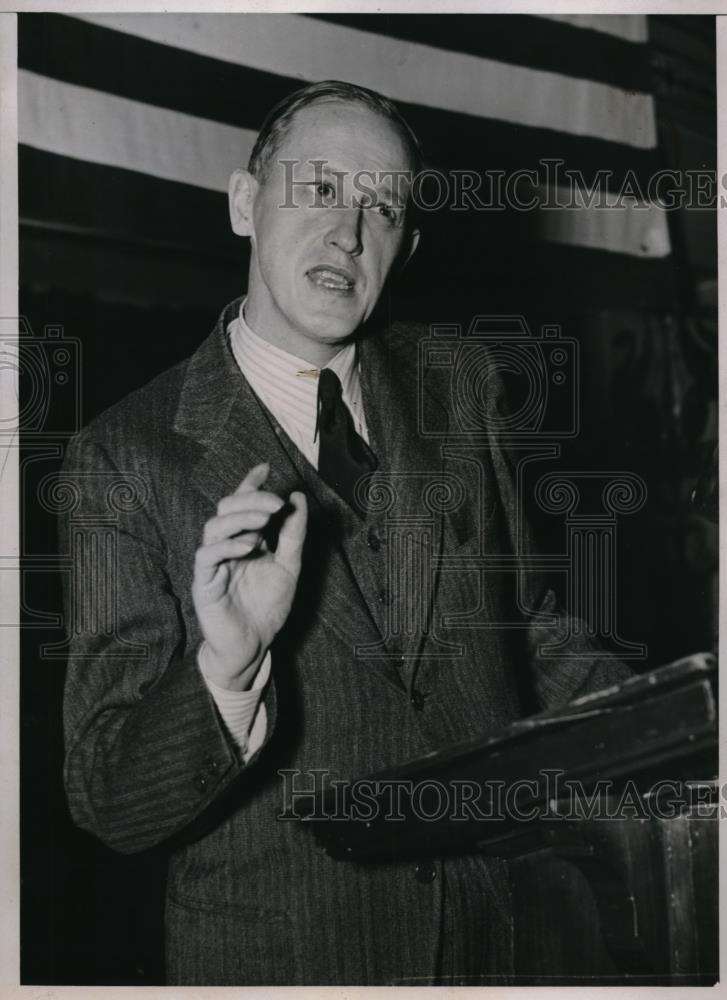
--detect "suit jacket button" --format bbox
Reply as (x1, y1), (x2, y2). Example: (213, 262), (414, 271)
(415, 861), (437, 884)
(367, 527), (382, 552)
(193, 772), (209, 793)
(410, 690), (426, 711)
(204, 756), (220, 775)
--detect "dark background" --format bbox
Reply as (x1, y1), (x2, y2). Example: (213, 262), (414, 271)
(18, 14), (717, 984)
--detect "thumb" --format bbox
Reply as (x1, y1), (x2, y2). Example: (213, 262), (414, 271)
(275, 491), (308, 578)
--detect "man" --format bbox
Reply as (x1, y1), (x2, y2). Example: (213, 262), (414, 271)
(61, 80), (630, 985)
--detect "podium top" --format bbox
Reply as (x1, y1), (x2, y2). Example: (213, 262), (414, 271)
(376, 652), (715, 781)
(296, 653), (717, 862)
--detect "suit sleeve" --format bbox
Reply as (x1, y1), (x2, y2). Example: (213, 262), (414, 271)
(483, 376), (635, 711)
(520, 566), (634, 710)
(60, 432), (267, 854)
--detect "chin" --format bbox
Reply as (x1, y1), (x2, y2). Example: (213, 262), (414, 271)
(307, 321), (360, 345)
(304, 308), (366, 342)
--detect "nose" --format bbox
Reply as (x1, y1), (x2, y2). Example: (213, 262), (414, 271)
(325, 205), (363, 257)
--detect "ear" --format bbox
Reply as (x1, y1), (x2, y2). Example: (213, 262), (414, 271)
(403, 227), (421, 266)
(399, 226), (420, 269)
(228, 168), (259, 237)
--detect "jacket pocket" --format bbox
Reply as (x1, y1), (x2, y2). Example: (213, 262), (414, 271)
(166, 893), (303, 985)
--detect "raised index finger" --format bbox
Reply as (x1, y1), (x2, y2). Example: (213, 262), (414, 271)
(235, 462), (270, 495)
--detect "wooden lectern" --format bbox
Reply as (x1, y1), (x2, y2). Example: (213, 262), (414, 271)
(299, 653), (718, 985)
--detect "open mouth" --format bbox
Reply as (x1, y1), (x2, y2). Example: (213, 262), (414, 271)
(306, 265), (355, 294)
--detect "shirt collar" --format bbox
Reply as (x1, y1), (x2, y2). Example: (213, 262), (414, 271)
(235, 298), (359, 386)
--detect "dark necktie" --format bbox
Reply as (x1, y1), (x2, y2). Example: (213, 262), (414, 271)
(316, 368), (378, 516)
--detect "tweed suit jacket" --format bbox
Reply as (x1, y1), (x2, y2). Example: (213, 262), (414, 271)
(61, 297), (631, 986)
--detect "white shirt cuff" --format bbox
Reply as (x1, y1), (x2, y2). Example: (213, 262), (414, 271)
(199, 645), (271, 761)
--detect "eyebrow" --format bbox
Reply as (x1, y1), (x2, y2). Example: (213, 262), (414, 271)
(313, 163), (409, 207)
(375, 182), (403, 205)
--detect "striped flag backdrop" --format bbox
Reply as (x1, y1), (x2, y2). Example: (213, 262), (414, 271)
(19, 13), (676, 319)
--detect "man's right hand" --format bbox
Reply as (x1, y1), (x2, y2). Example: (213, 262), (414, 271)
(192, 463), (308, 692)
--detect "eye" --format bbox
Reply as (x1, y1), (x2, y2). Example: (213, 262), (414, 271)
(375, 203), (401, 226)
(313, 181), (337, 203)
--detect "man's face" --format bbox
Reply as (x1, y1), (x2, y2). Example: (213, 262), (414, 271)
(230, 101), (418, 362)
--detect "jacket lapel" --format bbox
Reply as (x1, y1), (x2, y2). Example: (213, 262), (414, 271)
(172, 300), (403, 690)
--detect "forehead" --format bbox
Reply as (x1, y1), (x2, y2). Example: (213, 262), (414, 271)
(275, 100), (413, 174)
